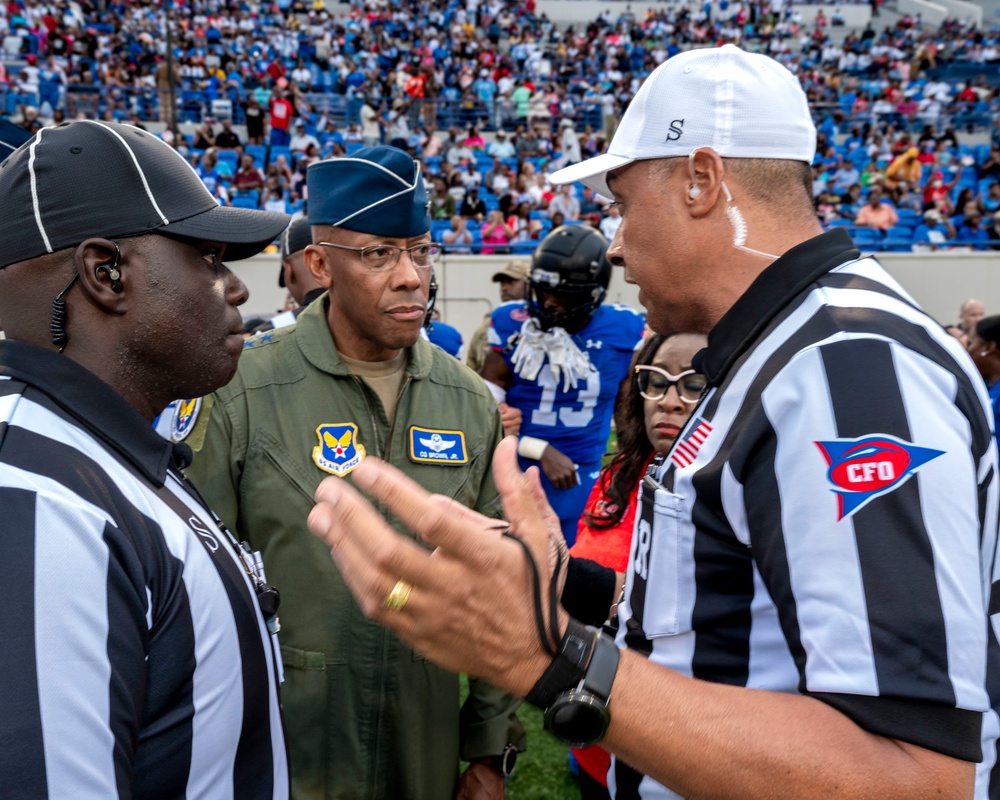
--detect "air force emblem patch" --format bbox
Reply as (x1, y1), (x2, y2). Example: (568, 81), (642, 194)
(409, 426), (468, 465)
(170, 398), (202, 442)
(815, 435), (944, 521)
(313, 423), (366, 476)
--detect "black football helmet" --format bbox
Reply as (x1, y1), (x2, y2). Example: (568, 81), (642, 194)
(528, 225), (611, 332)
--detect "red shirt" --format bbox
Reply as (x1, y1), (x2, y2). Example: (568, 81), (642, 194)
(269, 98), (293, 131)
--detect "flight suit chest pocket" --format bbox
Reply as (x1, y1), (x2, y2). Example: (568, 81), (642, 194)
(630, 481), (696, 638)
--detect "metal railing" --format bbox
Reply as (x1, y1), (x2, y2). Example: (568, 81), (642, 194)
(2, 85), (996, 136)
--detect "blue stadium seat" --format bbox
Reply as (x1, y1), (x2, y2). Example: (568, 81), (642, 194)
(233, 188), (260, 206)
(231, 195), (259, 209)
(245, 144), (267, 169)
(851, 227), (882, 244)
(431, 220), (453, 240)
(268, 145), (292, 166)
(216, 150), (239, 174)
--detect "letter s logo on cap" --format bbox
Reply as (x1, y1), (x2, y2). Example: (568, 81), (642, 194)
(815, 435), (944, 521)
(666, 119), (685, 142)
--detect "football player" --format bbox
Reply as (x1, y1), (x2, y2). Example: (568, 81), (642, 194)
(481, 225), (645, 545)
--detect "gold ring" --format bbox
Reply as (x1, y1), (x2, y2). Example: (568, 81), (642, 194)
(383, 579), (412, 612)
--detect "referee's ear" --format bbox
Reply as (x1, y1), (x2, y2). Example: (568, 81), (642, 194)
(76, 238), (129, 315)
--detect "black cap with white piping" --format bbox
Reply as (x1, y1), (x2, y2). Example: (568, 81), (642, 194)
(0, 120), (290, 269)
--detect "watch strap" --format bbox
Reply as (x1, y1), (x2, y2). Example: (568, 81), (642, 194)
(526, 619), (598, 709)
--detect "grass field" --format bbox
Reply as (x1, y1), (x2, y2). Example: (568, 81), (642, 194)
(506, 703), (578, 800)
(461, 675), (580, 799)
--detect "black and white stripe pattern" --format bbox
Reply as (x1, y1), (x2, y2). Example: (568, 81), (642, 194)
(0, 343), (287, 799)
(611, 231), (999, 799)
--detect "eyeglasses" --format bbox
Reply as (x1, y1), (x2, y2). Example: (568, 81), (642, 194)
(315, 241), (441, 271)
(634, 365), (707, 404)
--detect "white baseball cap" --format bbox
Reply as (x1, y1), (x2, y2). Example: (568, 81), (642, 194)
(550, 45), (816, 198)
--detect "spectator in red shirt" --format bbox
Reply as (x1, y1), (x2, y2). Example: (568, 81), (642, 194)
(922, 167), (963, 210)
(269, 86), (294, 147)
(233, 153), (264, 195)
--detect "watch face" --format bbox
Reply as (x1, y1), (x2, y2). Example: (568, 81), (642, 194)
(544, 690), (611, 748)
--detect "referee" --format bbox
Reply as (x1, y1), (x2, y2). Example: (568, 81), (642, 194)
(307, 46), (999, 800)
(0, 121), (290, 798)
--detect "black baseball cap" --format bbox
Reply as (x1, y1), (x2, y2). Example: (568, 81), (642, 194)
(0, 120), (290, 269)
(278, 217), (312, 286)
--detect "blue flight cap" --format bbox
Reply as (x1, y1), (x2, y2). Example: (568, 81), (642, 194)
(307, 146), (430, 238)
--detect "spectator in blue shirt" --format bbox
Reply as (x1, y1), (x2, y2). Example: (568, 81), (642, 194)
(913, 208), (955, 250)
(487, 130), (516, 159)
(426, 310), (464, 358)
(957, 211), (991, 250)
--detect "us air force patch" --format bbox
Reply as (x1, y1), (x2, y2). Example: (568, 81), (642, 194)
(313, 423), (366, 476)
(815, 434), (944, 521)
(409, 426), (468, 465)
(171, 398), (202, 442)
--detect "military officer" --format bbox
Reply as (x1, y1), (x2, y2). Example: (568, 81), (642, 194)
(184, 146), (524, 800)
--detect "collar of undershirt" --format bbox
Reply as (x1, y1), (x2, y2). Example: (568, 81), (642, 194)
(0, 339), (174, 486)
(698, 228), (860, 386)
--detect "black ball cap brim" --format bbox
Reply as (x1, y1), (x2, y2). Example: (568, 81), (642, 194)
(0, 121), (290, 268)
(160, 204), (291, 262)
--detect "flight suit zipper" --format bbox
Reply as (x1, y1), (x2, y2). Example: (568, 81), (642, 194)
(352, 375), (384, 458)
(382, 374), (412, 463)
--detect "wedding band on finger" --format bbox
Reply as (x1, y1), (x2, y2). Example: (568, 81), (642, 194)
(383, 579), (413, 612)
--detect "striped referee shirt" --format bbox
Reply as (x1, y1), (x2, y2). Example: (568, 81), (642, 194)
(0, 340), (288, 799)
(610, 229), (1000, 799)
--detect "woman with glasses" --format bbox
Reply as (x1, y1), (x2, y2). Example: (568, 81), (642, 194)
(568, 330), (707, 800)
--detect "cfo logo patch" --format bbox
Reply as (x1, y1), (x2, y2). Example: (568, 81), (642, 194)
(171, 398), (202, 442)
(511, 308), (530, 322)
(409, 426), (468, 465)
(815, 435), (944, 520)
(313, 423), (366, 476)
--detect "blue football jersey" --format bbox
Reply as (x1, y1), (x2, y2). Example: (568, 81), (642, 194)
(489, 302), (645, 465)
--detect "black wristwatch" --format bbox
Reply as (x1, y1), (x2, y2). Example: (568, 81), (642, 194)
(478, 743), (518, 777)
(527, 620), (620, 748)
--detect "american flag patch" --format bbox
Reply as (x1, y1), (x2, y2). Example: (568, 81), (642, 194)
(670, 417), (713, 468)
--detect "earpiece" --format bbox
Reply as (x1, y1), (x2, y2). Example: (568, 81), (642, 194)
(96, 264), (123, 293)
(689, 185), (701, 199)
(95, 241), (123, 292)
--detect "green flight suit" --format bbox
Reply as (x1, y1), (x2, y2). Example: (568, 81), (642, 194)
(185, 296), (524, 800)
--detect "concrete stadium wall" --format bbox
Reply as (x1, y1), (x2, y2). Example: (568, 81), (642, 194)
(534, 1), (871, 27)
(233, 250), (1000, 344)
(896, 0), (947, 26)
(896, 0), (981, 25)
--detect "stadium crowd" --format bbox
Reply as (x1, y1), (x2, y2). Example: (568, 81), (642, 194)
(4, 25), (1000, 798)
(1, 0), (1000, 250)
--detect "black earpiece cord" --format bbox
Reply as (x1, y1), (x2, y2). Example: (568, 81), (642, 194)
(502, 530), (567, 658)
